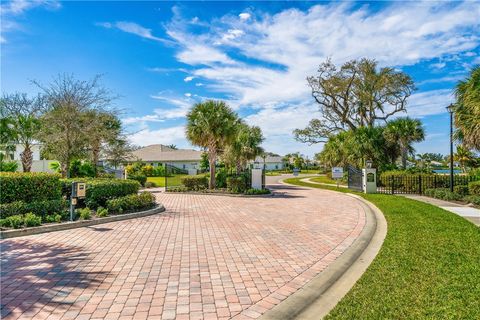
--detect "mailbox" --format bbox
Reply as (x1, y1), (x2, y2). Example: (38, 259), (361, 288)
(72, 182), (86, 198)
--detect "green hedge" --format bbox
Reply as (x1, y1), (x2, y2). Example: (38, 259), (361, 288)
(468, 181), (480, 195)
(85, 179), (140, 208)
(0, 199), (68, 219)
(106, 192), (156, 214)
(0, 172), (62, 204)
(182, 176), (208, 191)
(227, 176), (247, 193)
(424, 188), (463, 201)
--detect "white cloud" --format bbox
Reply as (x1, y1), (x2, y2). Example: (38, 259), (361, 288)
(128, 126), (187, 147)
(1, 0), (61, 42)
(239, 13), (251, 21)
(165, 1), (479, 111)
(184, 76), (194, 82)
(184, 93), (191, 97)
(97, 21), (172, 44)
(405, 89), (455, 118)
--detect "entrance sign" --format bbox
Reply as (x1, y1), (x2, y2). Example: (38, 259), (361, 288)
(293, 168), (300, 176)
(332, 167), (343, 179)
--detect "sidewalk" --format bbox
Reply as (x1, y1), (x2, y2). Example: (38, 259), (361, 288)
(402, 195), (480, 226)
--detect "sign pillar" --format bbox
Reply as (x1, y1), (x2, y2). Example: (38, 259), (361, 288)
(251, 168), (263, 189)
(362, 168), (377, 193)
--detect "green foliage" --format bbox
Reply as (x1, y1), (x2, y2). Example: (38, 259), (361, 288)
(0, 172), (62, 203)
(0, 161), (18, 172)
(106, 192), (156, 214)
(454, 185), (470, 196)
(222, 122), (264, 171)
(424, 188), (463, 201)
(69, 159), (95, 178)
(128, 173), (147, 186)
(245, 188), (271, 195)
(181, 176), (208, 191)
(215, 168), (228, 188)
(44, 213), (62, 223)
(468, 181), (480, 195)
(464, 195), (480, 206)
(152, 165), (166, 177)
(2, 215), (24, 229)
(144, 181), (157, 188)
(226, 175), (247, 193)
(85, 179), (140, 208)
(0, 199), (68, 219)
(77, 207), (92, 220)
(24, 212), (42, 227)
(141, 165), (154, 176)
(200, 152), (209, 172)
(96, 207), (109, 217)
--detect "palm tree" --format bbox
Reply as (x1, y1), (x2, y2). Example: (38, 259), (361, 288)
(454, 145), (475, 173)
(167, 144), (178, 150)
(186, 100), (239, 189)
(454, 66), (480, 151)
(384, 117), (425, 169)
(223, 122), (264, 172)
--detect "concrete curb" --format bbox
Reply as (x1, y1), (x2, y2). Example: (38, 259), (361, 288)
(0, 205), (165, 239)
(260, 178), (387, 320)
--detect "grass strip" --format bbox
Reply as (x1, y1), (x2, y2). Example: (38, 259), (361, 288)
(284, 177), (480, 319)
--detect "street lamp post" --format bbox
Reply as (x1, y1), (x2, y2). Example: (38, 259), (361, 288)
(447, 104), (454, 192)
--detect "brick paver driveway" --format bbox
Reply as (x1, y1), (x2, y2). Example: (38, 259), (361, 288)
(1, 177), (366, 320)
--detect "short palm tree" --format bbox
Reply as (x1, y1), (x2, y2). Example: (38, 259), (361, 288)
(454, 145), (474, 173)
(223, 122), (264, 172)
(186, 100), (239, 189)
(13, 114), (41, 172)
(384, 117), (425, 169)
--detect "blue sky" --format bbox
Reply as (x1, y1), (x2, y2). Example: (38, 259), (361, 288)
(1, 1), (479, 158)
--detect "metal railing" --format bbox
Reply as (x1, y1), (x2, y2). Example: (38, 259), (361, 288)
(377, 174), (478, 195)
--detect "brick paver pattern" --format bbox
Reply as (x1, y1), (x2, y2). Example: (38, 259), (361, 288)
(1, 180), (366, 320)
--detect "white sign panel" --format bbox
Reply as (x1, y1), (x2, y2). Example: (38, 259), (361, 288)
(332, 167), (344, 179)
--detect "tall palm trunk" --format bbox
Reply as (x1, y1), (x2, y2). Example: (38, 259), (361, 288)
(208, 150), (216, 189)
(61, 161), (69, 178)
(92, 142), (100, 177)
(20, 144), (33, 172)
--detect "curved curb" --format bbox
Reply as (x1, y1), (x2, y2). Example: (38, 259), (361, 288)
(0, 205), (166, 240)
(260, 179), (387, 320)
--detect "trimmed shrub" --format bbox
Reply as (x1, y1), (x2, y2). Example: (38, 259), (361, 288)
(425, 188), (463, 201)
(468, 181), (480, 195)
(106, 192), (156, 214)
(0, 172), (62, 203)
(464, 195), (480, 206)
(245, 188), (271, 195)
(215, 168), (227, 188)
(24, 213), (42, 227)
(128, 173), (147, 187)
(152, 166), (166, 177)
(145, 181), (157, 188)
(227, 176), (247, 193)
(454, 185), (469, 196)
(3, 215), (24, 229)
(44, 214), (62, 223)
(96, 207), (109, 217)
(85, 179), (140, 208)
(0, 199), (68, 219)
(77, 208), (92, 220)
(141, 165), (154, 177)
(182, 176), (208, 191)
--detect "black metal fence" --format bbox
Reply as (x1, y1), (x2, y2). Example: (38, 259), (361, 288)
(377, 174), (478, 195)
(347, 165), (363, 191)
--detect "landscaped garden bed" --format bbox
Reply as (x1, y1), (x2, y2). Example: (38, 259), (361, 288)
(284, 177), (480, 319)
(422, 180), (480, 207)
(0, 172), (160, 232)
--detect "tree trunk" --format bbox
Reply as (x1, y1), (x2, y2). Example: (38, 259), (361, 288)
(92, 143), (100, 177)
(209, 158), (216, 189)
(20, 144), (33, 172)
(61, 161), (68, 178)
(402, 149), (407, 169)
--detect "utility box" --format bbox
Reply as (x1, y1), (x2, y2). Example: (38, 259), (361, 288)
(362, 168), (377, 193)
(251, 168), (263, 190)
(72, 182), (86, 198)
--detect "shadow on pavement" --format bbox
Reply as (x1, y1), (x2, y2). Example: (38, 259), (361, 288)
(0, 240), (109, 318)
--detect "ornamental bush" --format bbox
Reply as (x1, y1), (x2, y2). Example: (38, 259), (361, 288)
(245, 188), (271, 195)
(468, 181), (480, 195)
(0, 199), (68, 219)
(454, 185), (469, 196)
(0, 172), (62, 203)
(106, 192), (156, 214)
(127, 173), (147, 187)
(182, 176), (208, 191)
(226, 176), (247, 193)
(77, 208), (92, 220)
(24, 212), (42, 227)
(85, 179), (140, 208)
(96, 207), (109, 217)
(464, 195), (480, 206)
(1, 215), (24, 229)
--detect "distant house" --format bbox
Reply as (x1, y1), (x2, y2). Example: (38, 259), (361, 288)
(251, 155), (285, 171)
(129, 144), (203, 171)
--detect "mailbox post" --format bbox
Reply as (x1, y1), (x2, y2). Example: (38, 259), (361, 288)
(70, 182), (86, 221)
(362, 168), (377, 193)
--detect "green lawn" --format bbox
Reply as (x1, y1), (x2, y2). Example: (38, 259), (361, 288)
(147, 174), (208, 187)
(310, 175), (346, 185)
(284, 177), (480, 319)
